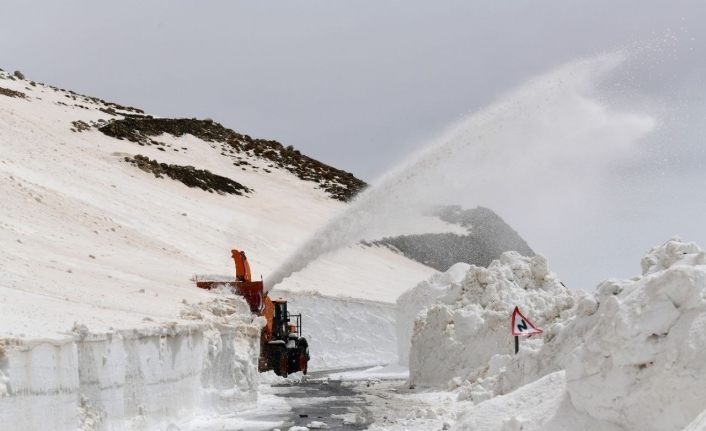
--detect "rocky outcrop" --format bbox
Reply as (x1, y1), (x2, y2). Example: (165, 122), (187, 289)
(378, 206), (534, 271)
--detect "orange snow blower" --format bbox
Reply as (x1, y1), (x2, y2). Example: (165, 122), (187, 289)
(196, 250), (309, 376)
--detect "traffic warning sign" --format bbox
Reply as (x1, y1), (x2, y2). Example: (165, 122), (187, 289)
(511, 306), (543, 337)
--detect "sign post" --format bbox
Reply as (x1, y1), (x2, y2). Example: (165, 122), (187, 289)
(510, 306), (543, 354)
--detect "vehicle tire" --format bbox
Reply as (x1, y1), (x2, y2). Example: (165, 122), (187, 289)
(297, 337), (310, 375)
(298, 337), (310, 361)
(299, 350), (308, 375)
(279, 353), (288, 378)
(267, 341), (288, 377)
(286, 337), (310, 374)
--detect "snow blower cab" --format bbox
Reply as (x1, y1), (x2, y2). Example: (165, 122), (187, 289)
(196, 249), (309, 377)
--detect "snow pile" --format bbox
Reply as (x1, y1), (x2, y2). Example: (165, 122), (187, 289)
(452, 371), (621, 431)
(421, 239), (706, 431)
(356, 368), (616, 431)
(408, 252), (577, 389)
(396, 263), (468, 365)
(328, 364), (409, 381)
(566, 238), (706, 431)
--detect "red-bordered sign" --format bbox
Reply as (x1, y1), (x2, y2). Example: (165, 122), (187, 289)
(511, 306), (543, 337)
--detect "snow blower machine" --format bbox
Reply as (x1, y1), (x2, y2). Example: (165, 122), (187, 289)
(196, 250), (309, 377)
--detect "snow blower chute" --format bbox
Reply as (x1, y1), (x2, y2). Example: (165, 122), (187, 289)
(196, 250), (309, 377)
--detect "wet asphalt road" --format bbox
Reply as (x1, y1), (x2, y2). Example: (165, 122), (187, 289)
(271, 377), (371, 430)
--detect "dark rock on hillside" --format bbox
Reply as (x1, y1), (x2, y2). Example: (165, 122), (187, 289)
(100, 117), (366, 202)
(376, 206), (534, 271)
(124, 155), (251, 196)
(0, 87), (27, 99)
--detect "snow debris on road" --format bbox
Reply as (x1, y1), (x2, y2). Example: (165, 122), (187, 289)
(452, 371), (621, 431)
(328, 364), (409, 381)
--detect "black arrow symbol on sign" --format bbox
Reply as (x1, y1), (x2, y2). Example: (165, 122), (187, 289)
(517, 319), (528, 332)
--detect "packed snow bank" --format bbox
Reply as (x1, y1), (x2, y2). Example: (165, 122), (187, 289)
(0, 295), (262, 431)
(328, 364), (409, 381)
(409, 252), (576, 388)
(274, 290), (397, 371)
(452, 371), (620, 431)
(566, 238), (706, 431)
(396, 263), (468, 365)
(405, 239), (706, 431)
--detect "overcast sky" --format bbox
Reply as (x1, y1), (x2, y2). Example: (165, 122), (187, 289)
(2, 1), (706, 287)
(3, 1), (703, 180)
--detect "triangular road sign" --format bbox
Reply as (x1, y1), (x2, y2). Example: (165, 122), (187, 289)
(511, 306), (543, 337)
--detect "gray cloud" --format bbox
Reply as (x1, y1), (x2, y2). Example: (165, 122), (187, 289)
(2, 1), (706, 287)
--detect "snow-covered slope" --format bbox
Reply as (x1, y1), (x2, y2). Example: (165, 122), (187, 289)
(276, 290), (398, 371)
(0, 69), (439, 340)
(0, 82), (319, 336)
(0, 69), (443, 429)
(0, 68), (549, 429)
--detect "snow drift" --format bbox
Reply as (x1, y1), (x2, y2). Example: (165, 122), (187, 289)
(566, 238), (706, 431)
(452, 371), (622, 431)
(407, 239), (706, 431)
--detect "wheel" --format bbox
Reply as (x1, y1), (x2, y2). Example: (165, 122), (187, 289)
(298, 337), (310, 361)
(291, 337), (309, 374)
(286, 337), (310, 374)
(279, 353), (288, 378)
(266, 341), (288, 377)
(299, 351), (308, 375)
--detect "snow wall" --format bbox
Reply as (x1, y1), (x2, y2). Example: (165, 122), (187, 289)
(0, 297), (262, 431)
(274, 290), (397, 371)
(408, 252), (577, 390)
(405, 239), (706, 431)
(396, 263), (469, 366)
(565, 238), (706, 431)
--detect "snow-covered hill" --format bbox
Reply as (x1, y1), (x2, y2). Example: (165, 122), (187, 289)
(0, 68), (543, 430)
(0, 68), (444, 429)
(0, 69), (443, 339)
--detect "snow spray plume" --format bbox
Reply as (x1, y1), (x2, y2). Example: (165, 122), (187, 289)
(267, 53), (655, 289)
